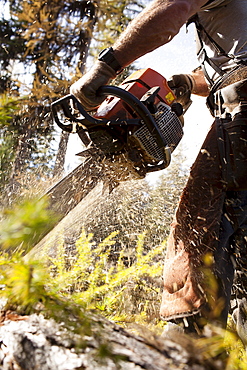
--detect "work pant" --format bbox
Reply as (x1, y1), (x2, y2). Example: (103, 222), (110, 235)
(160, 109), (247, 331)
(179, 190), (247, 334)
(163, 190), (247, 334)
(215, 190), (247, 326)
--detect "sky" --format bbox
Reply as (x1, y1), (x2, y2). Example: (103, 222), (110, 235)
(65, 24), (213, 183)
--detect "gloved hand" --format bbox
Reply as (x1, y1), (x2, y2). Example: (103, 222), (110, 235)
(167, 74), (195, 107)
(70, 61), (116, 111)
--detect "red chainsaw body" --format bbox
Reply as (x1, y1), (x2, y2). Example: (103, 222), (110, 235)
(95, 68), (176, 120)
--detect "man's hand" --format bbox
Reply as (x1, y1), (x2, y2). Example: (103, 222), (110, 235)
(167, 74), (195, 107)
(70, 61), (116, 111)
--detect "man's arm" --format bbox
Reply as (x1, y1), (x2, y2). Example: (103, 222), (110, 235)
(191, 67), (210, 96)
(113, 0), (209, 68)
(167, 67), (210, 108)
(70, 0), (209, 110)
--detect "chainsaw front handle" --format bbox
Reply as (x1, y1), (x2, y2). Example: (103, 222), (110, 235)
(51, 94), (109, 133)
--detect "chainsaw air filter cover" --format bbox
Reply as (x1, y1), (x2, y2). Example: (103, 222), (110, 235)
(131, 102), (183, 163)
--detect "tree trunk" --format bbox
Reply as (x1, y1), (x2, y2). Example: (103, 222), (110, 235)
(52, 2), (97, 177)
(52, 131), (70, 177)
(6, 128), (32, 204)
(0, 310), (224, 370)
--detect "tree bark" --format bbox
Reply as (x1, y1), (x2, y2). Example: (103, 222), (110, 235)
(0, 311), (224, 370)
(52, 1), (97, 177)
(52, 131), (70, 177)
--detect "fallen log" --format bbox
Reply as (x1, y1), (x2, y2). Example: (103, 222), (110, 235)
(0, 311), (224, 370)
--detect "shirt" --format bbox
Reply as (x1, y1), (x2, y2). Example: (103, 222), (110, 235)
(196, 0), (247, 82)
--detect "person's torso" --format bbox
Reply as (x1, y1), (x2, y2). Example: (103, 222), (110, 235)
(196, 0), (247, 82)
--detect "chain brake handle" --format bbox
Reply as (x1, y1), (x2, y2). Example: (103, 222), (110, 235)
(51, 94), (106, 133)
(51, 86), (171, 162)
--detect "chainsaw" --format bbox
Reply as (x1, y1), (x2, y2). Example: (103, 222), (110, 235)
(51, 68), (187, 180)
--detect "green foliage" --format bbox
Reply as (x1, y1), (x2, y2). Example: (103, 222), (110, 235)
(0, 197), (57, 253)
(48, 230), (164, 324)
(0, 194), (163, 326)
(0, 254), (50, 313)
(0, 194), (164, 327)
(0, 253), (94, 344)
(0, 95), (20, 127)
(0, 197), (92, 341)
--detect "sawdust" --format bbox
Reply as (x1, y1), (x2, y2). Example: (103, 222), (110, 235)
(28, 181), (108, 258)
(23, 148), (187, 261)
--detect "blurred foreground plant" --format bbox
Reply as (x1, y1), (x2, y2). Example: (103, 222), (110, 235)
(0, 197), (247, 367)
(0, 196), (164, 329)
(0, 196), (57, 253)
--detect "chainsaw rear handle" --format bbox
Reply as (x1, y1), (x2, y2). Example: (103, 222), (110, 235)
(52, 86), (170, 151)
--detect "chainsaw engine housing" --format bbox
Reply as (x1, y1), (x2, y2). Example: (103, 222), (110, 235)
(94, 68), (184, 166)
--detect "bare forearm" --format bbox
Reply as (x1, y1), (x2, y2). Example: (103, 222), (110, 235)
(191, 67), (210, 96)
(113, 0), (207, 68)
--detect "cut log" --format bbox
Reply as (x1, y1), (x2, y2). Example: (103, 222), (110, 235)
(0, 311), (224, 370)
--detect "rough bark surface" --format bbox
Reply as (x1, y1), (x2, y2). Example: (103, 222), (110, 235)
(0, 312), (223, 370)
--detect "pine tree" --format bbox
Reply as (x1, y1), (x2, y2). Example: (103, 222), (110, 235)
(1, 0), (143, 196)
